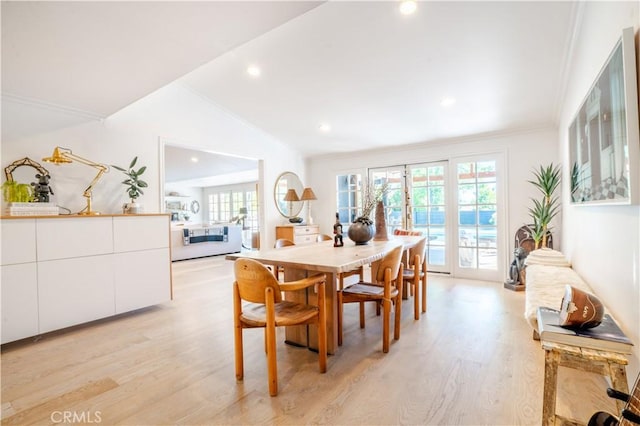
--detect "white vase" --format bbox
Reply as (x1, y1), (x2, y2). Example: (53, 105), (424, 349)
(123, 202), (143, 214)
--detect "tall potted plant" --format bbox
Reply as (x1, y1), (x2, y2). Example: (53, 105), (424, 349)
(112, 157), (147, 214)
(528, 163), (560, 248)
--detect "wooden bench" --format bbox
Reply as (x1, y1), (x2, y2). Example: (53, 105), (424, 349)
(541, 340), (629, 426)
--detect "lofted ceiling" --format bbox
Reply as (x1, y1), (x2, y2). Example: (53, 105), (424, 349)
(163, 145), (258, 187)
(2, 1), (578, 161)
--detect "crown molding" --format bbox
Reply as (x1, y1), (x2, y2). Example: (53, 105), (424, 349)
(1, 92), (106, 121)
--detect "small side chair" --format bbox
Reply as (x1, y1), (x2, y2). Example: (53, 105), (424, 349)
(273, 238), (295, 280)
(337, 245), (403, 353)
(401, 236), (428, 319)
(233, 258), (327, 396)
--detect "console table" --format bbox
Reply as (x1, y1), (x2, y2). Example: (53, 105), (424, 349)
(0, 214), (172, 344)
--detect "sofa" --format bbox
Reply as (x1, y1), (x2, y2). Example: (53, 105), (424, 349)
(523, 248), (602, 337)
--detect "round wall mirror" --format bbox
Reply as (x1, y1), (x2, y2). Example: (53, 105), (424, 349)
(274, 171), (304, 219)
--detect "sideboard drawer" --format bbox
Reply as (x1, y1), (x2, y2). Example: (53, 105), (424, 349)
(294, 226), (319, 236)
(275, 225), (319, 246)
(294, 234), (317, 245)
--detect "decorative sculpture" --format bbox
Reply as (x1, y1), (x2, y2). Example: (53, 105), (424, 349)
(373, 200), (388, 241)
(333, 212), (344, 247)
(31, 173), (54, 202)
(507, 247), (527, 286)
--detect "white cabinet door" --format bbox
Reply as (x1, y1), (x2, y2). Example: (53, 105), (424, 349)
(36, 217), (113, 261)
(114, 249), (171, 313)
(1, 263), (38, 343)
(113, 216), (170, 252)
(38, 255), (115, 333)
(1, 219), (36, 265)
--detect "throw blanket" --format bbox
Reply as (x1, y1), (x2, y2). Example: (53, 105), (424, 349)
(523, 249), (599, 331)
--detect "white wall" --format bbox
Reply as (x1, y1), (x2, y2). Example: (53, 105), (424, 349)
(164, 183), (203, 224)
(558, 1), (640, 380)
(307, 127), (560, 281)
(1, 83), (306, 248)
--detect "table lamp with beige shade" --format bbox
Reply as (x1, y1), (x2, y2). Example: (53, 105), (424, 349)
(300, 187), (317, 225)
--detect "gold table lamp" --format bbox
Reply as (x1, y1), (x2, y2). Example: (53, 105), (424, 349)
(43, 147), (109, 215)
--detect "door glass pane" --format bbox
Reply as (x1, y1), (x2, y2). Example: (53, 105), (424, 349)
(456, 160), (497, 271)
(371, 170), (403, 233)
(458, 206), (477, 226)
(428, 207), (445, 225)
(411, 164), (447, 268)
(458, 184), (476, 204)
(336, 174), (361, 224)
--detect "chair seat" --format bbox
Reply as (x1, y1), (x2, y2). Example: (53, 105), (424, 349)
(342, 282), (399, 299)
(240, 301), (319, 327)
(402, 268), (426, 280)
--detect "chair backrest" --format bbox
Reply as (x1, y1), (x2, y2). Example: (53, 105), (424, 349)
(316, 234), (333, 242)
(374, 245), (403, 283)
(408, 237), (428, 267)
(274, 238), (295, 249)
(234, 258), (282, 303)
(393, 228), (423, 236)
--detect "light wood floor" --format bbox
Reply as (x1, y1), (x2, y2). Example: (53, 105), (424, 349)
(1, 255), (618, 425)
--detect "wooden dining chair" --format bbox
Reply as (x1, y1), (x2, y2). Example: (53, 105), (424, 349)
(401, 236), (428, 319)
(316, 234), (333, 242)
(337, 245), (403, 353)
(233, 258), (327, 396)
(273, 238), (295, 280)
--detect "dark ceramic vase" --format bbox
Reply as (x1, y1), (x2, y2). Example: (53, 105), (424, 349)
(347, 218), (375, 245)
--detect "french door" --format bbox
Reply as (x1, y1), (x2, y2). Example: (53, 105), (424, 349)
(370, 162), (450, 274)
(452, 157), (502, 281)
(369, 155), (504, 281)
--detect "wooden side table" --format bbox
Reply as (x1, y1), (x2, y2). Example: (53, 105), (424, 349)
(541, 340), (629, 426)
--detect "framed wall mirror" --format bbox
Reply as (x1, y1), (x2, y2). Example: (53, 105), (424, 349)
(274, 171), (303, 219)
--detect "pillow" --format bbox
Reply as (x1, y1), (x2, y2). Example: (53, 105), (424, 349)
(524, 248), (571, 267)
(393, 228), (423, 236)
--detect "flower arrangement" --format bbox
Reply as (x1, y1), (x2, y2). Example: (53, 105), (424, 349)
(356, 181), (389, 225)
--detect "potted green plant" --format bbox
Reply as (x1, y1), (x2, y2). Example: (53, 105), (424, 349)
(527, 163), (560, 248)
(2, 180), (34, 203)
(112, 157), (147, 214)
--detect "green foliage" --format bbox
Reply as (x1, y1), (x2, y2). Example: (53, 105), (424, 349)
(112, 157), (148, 201)
(570, 162), (580, 202)
(529, 163), (561, 203)
(2, 180), (34, 203)
(528, 163), (561, 248)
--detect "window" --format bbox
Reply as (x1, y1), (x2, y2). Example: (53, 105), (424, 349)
(336, 174), (361, 224)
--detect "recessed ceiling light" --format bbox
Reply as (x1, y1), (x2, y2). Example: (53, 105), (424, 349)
(399, 0), (417, 15)
(246, 65), (261, 77)
(191, 157), (199, 163)
(441, 97), (456, 107)
(318, 123), (331, 133)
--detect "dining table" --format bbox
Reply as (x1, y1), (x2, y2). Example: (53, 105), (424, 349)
(226, 235), (423, 354)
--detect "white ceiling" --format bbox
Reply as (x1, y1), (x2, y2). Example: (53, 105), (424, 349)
(164, 145), (258, 187)
(2, 1), (578, 162)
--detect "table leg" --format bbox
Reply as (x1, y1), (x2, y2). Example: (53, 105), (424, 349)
(284, 268), (337, 355)
(543, 349), (560, 426)
(608, 362), (629, 413)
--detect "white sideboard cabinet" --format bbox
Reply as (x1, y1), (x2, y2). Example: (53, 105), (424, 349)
(0, 214), (172, 344)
